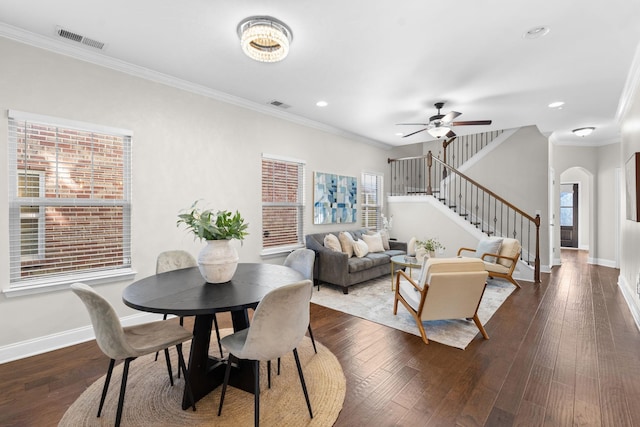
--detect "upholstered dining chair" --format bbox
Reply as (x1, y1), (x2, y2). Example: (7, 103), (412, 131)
(393, 257), (489, 345)
(70, 283), (195, 427)
(283, 248), (317, 354)
(218, 280), (314, 427)
(155, 250), (224, 364)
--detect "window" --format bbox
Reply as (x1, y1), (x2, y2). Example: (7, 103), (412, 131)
(7, 110), (133, 292)
(261, 154), (305, 255)
(361, 172), (383, 229)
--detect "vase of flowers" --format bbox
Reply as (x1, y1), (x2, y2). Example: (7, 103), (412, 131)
(416, 238), (445, 259)
(177, 201), (249, 283)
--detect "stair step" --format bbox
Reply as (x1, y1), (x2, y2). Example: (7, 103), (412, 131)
(459, 213), (469, 217)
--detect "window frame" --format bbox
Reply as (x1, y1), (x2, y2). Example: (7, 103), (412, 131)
(5, 110), (136, 297)
(361, 171), (383, 230)
(260, 153), (306, 256)
(17, 169), (45, 262)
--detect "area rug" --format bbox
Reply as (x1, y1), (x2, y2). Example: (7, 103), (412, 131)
(59, 330), (345, 426)
(311, 274), (515, 350)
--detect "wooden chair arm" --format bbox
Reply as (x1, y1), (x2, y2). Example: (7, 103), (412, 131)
(395, 269), (424, 292)
(480, 252), (519, 264)
(457, 247), (476, 256)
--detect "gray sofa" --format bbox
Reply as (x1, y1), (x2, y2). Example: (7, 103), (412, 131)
(305, 229), (407, 294)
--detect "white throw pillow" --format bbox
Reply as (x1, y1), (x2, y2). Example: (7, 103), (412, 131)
(407, 236), (417, 256)
(475, 238), (503, 263)
(362, 232), (385, 253)
(324, 233), (342, 252)
(338, 231), (355, 257)
(353, 239), (369, 258)
(378, 229), (391, 250)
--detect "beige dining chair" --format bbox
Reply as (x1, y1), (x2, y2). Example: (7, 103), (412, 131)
(70, 282), (195, 427)
(155, 250), (224, 364)
(217, 280), (314, 427)
(283, 248), (317, 353)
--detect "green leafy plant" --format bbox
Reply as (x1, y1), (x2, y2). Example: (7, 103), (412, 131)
(177, 201), (249, 241)
(416, 237), (445, 252)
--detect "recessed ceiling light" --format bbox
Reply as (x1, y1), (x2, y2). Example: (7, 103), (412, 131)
(548, 101), (564, 108)
(572, 127), (595, 137)
(316, 101), (328, 107)
(395, 132), (404, 136)
(523, 26), (550, 39)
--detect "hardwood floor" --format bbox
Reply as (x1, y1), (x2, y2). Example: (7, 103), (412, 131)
(2, 250), (640, 426)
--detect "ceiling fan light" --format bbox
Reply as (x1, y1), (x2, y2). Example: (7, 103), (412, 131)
(238, 16), (292, 63)
(427, 124), (451, 138)
(572, 127), (595, 137)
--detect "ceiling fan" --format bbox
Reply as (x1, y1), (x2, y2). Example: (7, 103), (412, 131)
(398, 102), (492, 139)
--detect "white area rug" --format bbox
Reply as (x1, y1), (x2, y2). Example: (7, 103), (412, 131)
(311, 273), (515, 350)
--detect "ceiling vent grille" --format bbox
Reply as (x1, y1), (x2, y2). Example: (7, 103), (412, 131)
(56, 26), (106, 50)
(269, 100), (291, 109)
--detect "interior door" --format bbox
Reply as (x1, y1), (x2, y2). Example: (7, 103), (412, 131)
(560, 183), (578, 248)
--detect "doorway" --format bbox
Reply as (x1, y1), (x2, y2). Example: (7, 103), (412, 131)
(560, 183), (578, 248)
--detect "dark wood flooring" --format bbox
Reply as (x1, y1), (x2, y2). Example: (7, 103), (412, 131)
(2, 250), (640, 426)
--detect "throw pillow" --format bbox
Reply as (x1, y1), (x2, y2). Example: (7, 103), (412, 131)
(378, 229), (391, 250)
(338, 231), (355, 257)
(362, 232), (385, 253)
(407, 236), (417, 256)
(324, 233), (342, 252)
(475, 238), (503, 263)
(353, 239), (369, 258)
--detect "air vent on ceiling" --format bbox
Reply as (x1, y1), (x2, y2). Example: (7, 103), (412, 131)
(56, 26), (106, 50)
(268, 100), (291, 109)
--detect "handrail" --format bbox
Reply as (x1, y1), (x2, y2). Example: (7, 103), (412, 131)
(388, 151), (541, 282)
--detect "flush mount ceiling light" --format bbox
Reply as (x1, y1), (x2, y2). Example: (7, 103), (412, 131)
(572, 127), (595, 137)
(523, 26), (550, 39)
(548, 101), (565, 108)
(237, 16), (293, 63)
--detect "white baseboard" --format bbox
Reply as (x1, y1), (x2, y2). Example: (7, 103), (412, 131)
(588, 257), (617, 268)
(0, 312), (163, 364)
(618, 275), (640, 332)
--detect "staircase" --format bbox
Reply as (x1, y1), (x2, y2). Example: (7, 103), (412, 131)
(388, 131), (541, 282)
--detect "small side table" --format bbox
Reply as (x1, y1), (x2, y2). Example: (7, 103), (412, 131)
(390, 254), (422, 290)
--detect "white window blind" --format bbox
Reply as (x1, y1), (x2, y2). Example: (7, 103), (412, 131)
(261, 154), (305, 254)
(361, 172), (383, 230)
(7, 110), (132, 287)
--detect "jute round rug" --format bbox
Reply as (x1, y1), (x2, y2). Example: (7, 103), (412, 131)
(59, 329), (345, 426)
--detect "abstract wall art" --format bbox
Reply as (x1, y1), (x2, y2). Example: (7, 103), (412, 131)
(314, 172), (357, 224)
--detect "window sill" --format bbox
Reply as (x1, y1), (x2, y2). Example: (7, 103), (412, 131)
(2, 268), (137, 298)
(260, 244), (305, 258)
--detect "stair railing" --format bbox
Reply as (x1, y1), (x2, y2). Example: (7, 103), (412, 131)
(388, 151), (541, 282)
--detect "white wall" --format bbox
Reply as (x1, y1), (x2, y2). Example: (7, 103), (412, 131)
(0, 37), (394, 357)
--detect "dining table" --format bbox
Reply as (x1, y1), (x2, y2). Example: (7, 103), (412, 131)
(122, 262), (305, 409)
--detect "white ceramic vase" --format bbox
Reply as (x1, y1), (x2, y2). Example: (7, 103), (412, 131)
(197, 240), (239, 283)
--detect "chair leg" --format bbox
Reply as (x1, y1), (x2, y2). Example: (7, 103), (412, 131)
(176, 344), (196, 411)
(472, 313), (490, 340)
(253, 360), (260, 427)
(115, 358), (133, 427)
(163, 348), (174, 386)
(277, 357), (281, 375)
(97, 358), (115, 418)
(307, 324), (317, 354)
(155, 313), (170, 361)
(218, 354), (234, 416)
(292, 348), (313, 419)
(213, 314), (224, 358)
(267, 360), (272, 389)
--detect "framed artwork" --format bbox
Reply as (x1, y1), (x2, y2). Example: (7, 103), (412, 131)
(314, 172), (357, 224)
(626, 152), (640, 221)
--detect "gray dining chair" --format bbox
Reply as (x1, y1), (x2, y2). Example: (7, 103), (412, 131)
(217, 280), (314, 427)
(70, 282), (195, 427)
(283, 248), (317, 354)
(155, 250), (224, 364)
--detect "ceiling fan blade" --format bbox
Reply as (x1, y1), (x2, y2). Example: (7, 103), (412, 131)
(441, 111), (462, 123)
(446, 130), (456, 138)
(451, 120), (492, 126)
(402, 128), (427, 138)
(396, 123), (428, 126)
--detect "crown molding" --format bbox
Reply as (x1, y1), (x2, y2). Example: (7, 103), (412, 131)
(0, 23), (389, 149)
(617, 40), (640, 123)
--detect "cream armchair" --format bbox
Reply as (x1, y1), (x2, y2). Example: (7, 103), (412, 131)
(457, 237), (521, 288)
(393, 257), (489, 345)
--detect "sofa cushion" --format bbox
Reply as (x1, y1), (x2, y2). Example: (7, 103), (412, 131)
(348, 256), (374, 273)
(379, 229), (391, 250)
(338, 231), (355, 257)
(475, 238), (503, 263)
(353, 239), (369, 258)
(365, 252), (391, 267)
(362, 232), (384, 253)
(324, 233), (341, 252)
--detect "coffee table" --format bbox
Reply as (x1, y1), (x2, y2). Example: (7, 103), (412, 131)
(390, 255), (423, 290)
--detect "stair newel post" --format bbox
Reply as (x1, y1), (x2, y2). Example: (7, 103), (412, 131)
(534, 214), (541, 283)
(426, 151), (433, 196)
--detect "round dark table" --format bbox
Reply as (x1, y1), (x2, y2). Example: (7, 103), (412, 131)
(122, 263), (305, 409)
